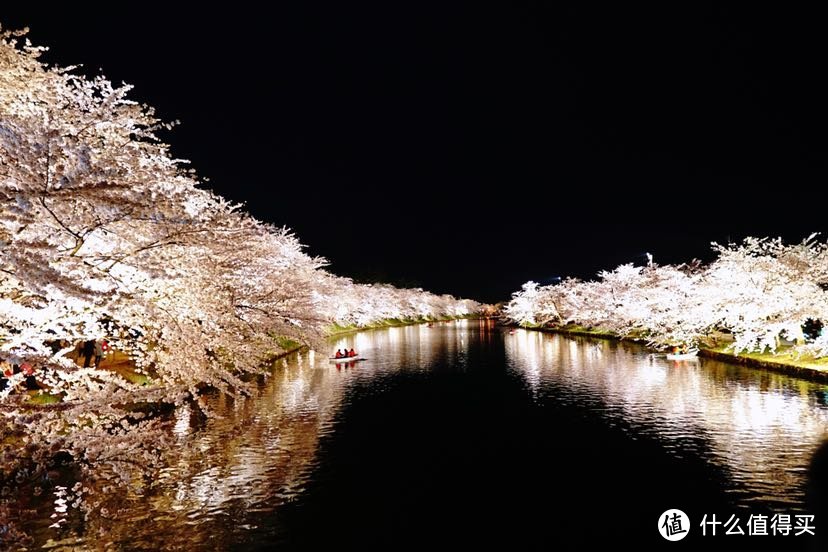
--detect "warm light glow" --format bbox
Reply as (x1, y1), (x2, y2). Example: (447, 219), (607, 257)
(506, 331), (828, 505)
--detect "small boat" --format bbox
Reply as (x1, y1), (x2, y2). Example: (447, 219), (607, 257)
(666, 349), (698, 360)
(329, 355), (362, 363)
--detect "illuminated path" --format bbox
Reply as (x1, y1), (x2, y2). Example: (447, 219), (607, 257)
(18, 320), (827, 548)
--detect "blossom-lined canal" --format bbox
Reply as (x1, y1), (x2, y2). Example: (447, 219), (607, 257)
(17, 320), (828, 548)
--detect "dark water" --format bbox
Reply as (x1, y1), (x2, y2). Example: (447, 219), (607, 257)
(14, 320), (828, 550)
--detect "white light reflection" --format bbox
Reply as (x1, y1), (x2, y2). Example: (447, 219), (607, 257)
(154, 322), (448, 534)
(173, 403), (191, 437)
(512, 329), (541, 393)
(48, 486), (69, 528)
(506, 331), (828, 507)
(28, 322), (467, 547)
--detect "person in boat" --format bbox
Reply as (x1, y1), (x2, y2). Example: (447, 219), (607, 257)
(335, 349), (344, 359)
(348, 348), (356, 357)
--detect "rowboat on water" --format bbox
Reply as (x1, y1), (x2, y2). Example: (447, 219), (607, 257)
(329, 355), (362, 363)
(666, 349), (698, 360)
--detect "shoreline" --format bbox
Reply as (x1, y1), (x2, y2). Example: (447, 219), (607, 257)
(326, 314), (478, 337)
(3, 317), (479, 477)
(25, 315), (479, 406)
(258, 316), (476, 370)
(522, 325), (828, 384)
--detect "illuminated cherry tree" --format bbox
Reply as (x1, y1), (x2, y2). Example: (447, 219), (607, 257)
(503, 281), (542, 326)
(0, 27), (479, 493)
(700, 236), (828, 354)
(506, 236), (828, 356)
(318, 275), (477, 327)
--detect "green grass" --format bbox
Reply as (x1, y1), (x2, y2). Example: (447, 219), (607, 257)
(275, 337), (302, 351)
(549, 323), (618, 337)
(706, 342), (828, 372)
(121, 372), (150, 385)
(327, 322), (360, 334)
(27, 391), (64, 405)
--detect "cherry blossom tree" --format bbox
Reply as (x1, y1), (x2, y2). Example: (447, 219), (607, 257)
(0, 26), (480, 493)
(701, 236), (828, 354)
(505, 235), (828, 356)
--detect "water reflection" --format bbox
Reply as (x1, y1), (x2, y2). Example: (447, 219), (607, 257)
(19, 322), (471, 550)
(16, 321), (828, 549)
(505, 329), (828, 509)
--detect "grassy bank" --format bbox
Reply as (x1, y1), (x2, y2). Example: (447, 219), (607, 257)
(524, 323), (828, 383)
(700, 343), (828, 382)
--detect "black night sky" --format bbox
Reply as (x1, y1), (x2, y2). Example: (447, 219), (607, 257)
(4, 5), (827, 303)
